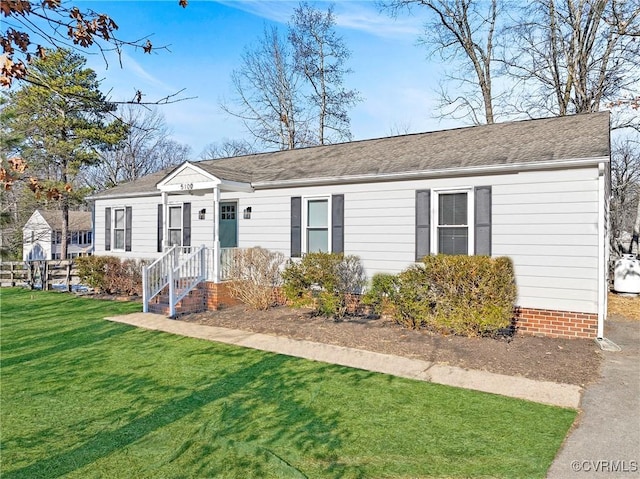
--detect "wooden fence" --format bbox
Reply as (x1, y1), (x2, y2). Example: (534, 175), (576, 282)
(0, 260), (81, 291)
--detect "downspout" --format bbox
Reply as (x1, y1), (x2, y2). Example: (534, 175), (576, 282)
(597, 162), (607, 339)
(90, 200), (95, 256)
(213, 186), (220, 283)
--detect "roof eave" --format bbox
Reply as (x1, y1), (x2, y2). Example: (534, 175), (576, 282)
(86, 190), (161, 201)
(251, 156), (610, 189)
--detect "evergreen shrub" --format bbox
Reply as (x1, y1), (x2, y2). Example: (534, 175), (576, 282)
(364, 255), (517, 336)
(281, 252), (366, 318)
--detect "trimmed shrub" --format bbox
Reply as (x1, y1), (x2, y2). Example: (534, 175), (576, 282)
(282, 252), (367, 318)
(105, 259), (146, 296)
(226, 247), (286, 310)
(365, 255), (517, 336)
(75, 256), (116, 291)
(421, 255), (516, 336)
(362, 273), (398, 317)
(76, 256), (146, 296)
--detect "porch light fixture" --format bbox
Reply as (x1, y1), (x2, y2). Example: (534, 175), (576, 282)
(243, 207), (252, 219)
(198, 208), (206, 220)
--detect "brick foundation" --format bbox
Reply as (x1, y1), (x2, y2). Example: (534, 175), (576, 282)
(200, 281), (242, 310)
(150, 283), (599, 339)
(514, 307), (598, 339)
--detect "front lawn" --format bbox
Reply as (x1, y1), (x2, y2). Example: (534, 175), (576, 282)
(1, 288), (575, 478)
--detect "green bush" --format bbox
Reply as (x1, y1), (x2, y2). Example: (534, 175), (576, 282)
(362, 273), (398, 316)
(365, 255), (517, 336)
(75, 256), (113, 290)
(422, 255), (516, 336)
(282, 252), (367, 318)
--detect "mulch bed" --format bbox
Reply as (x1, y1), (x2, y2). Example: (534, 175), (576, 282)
(181, 304), (604, 387)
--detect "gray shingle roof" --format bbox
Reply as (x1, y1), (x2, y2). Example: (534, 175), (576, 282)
(37, 210), (92, 230)
(90, 112), (610, 198)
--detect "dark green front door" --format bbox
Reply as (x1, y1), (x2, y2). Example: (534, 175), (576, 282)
(219, 202), (238, 248)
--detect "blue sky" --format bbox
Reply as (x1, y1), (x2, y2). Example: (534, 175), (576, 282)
(75, 1), (459, 157)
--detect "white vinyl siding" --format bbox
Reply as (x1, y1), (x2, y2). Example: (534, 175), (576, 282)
(93, 164), (603, 315)
(230, 166), (601, 315)
(95, 197), (158, 259)
(94, 195), (213, 260)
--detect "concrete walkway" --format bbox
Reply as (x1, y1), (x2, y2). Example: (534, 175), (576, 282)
(105, 312), (581, 409)
(547, 319), (640, 478)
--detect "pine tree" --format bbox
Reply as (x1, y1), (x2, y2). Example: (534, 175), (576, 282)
(6, 48), (126, 259)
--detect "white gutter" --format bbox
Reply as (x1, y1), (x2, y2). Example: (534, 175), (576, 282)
(251, 156), (610, 189)
(86, 190), (161, 201)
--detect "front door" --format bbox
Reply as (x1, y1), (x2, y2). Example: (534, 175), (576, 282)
(219, 201), (238, 248)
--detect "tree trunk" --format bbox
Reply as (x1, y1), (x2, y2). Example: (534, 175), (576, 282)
(61, 201), (69, 260)
(630, 196), (640, 255)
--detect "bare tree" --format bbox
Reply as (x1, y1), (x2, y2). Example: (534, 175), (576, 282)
(382, 0), (500, 124)
(81, 105), (191, 190)
(199, 139), (256, 160)
(1, 0), (190, 106)
(502, 0), (640, 122)
(289, 2), (361, 144)
(221, 26), (311, 151)
(610, 138), (640, 255)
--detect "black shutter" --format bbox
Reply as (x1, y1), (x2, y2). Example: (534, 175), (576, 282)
(125, 206), (132, 252)
(291, 197), (302, 258)
(415, 190), (431, 261)
(474, 186), (492, 256)
(182, 202), (191, 247)
(331, 194), (344, 254)
(157, 204), (163, 252)
(105, 207), (111, 251)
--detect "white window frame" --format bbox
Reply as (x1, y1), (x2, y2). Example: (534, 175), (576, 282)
(167, 203), (183, 247)
(112, 207), (126, 251)
(431, 188), (475, 256)
(302, 195), (332, 254)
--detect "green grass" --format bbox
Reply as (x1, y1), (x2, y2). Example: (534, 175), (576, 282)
(1, 288), (575, 478)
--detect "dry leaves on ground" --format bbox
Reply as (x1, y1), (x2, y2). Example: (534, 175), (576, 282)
(608, 292), (640, 320)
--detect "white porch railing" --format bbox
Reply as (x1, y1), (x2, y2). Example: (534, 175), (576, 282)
(143, 245), (239, 316)
(168, 245), (207, 316)
(142, 245), (178, 311)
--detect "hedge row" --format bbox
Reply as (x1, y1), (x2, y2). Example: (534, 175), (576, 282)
(363, 255), (517, 337)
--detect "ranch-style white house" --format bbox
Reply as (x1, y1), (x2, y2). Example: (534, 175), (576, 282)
(88, 112), (611, 339)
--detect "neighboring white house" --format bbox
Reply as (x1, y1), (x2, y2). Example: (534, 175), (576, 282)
(88, 112), (611, 339)
(23, 209), (93, 261)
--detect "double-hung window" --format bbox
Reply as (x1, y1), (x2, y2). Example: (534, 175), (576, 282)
(306, 198), (329, 253)
(114, 208), (126, 250)
(437, 191), (470, 255)
(105, 206), (132, 252)
(291, 195), (344, 257)
(168, 205), (182, 246)
(415, 186), (491, 260)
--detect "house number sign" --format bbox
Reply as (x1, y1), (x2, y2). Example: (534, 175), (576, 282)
(180, 183), (194, 190)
